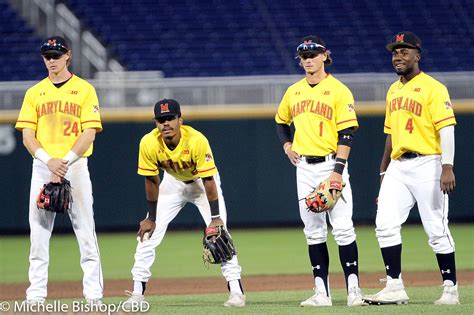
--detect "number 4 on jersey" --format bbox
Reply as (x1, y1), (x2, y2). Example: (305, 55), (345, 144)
(405, 118), (414, 133)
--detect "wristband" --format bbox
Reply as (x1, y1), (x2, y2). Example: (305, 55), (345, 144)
(333, 157), (346, 175)
(64, 150), (79, 166)
(147, 200), (157, 222)
(34, 148), (52, 165)
(379, 172), (386, 176)
(209, 199), (220, 217)
(284, 143), (292, 154)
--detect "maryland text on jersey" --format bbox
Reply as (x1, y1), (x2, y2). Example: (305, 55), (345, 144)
(36, 100), (82, 118)
(388, 96), (422, 116)
(291, 99), (333, 120)
(158, 159), (198, 174)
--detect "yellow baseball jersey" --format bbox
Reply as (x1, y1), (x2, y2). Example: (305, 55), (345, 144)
(15, 75), (102, 158)
(138, 125), (218, 181)
(384, 72), (456, 160)
(275, 74), (358, 156)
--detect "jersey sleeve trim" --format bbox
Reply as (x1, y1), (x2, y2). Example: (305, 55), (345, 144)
(336, 118), (357, 125)
(81, 120), (101, 124)
(434, 116), (455, 125)
(384, 124), (391, 129)
(198, 167), (216, 173)
(16, 120), (37, 125)
(138, 166), (158, 172)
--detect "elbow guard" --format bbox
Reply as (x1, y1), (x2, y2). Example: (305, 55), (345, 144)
(337, 128), (355, 147)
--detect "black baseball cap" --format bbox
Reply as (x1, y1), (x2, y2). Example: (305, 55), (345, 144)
(386, 31), (422, 52)
(154, 99), (181, 119)
(40, 36), (69, 55)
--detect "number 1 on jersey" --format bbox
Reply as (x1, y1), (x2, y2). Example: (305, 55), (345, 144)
(405, 118), (414, 133)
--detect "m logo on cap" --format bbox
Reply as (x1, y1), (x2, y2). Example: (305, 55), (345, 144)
(161, 103), (170, 113)
(396, 34), (405, 42)
(48, 39), (57, 45)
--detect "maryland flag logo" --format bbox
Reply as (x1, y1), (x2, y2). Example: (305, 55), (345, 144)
(347, 103), (355, 112)
(205, 153), (213, 162)
(93, 105), (100, 113)
(444, 101), (452, 109)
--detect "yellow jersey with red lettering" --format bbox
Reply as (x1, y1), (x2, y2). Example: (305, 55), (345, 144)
(275, 74), (358, 156)
(384, 72), (456, 160)
(15, 75), (102, 158)
(138, 125), (218, 181)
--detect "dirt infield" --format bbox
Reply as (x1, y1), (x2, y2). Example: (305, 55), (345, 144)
(2, 271), (473, 300)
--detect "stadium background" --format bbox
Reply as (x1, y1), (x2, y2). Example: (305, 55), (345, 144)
(0, 0), (473, 312)
(0, 0), (473, 232)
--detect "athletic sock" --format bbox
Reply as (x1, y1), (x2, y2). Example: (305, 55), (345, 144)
(338, 241), (359, 291)
(436, 252), (457, 285)
(308, 243), (330, 296)
(133, 281), (146, 295)
(380, 244), (402, 279)
(227, 279), (244, 294)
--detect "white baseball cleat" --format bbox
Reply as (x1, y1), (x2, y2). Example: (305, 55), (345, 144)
(300, 289), (332, 307)
(363, 277), (409, 305)
(122, 290), (146, 311)
(86, 298), (103, 305)
(434, 283), (460, 305)
(223, 292), (245, 307)
(24, 298), (45, 305)
(347, 287), (368, 306)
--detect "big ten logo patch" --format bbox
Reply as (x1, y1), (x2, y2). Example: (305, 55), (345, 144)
(0, 125), (16, 155)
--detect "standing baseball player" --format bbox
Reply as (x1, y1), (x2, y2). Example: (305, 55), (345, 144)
(363, 32), (459, 305)
(15, 36), (103, 304)
(123, 99), (245, 308)
(275, 35), (365, 307)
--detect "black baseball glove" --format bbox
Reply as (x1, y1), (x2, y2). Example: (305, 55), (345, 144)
(202, 225), (236, 267)
(37, 178), (73, 214)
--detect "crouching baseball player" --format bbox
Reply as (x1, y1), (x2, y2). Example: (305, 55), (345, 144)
(123, 99), (245, 309)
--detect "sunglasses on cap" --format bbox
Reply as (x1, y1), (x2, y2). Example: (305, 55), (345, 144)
(40, 42), (69, 54)
(296, 43), (326, 54)
(42, 54), (64, 61)
(156, 115), (178, 124)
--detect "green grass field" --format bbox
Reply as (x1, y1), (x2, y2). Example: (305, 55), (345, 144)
(1, 225), (473, 314)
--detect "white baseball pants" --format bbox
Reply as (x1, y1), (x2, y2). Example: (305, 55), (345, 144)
(297, 157), (356, 246)
(131, 172), (242, 283)
(376, 155), (455, 254)
(26, 158), (103, 301)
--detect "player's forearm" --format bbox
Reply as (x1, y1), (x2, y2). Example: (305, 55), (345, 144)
(145, 176), (159, 221)
(69, 128), (96, 158)
(22, 128), (42, 156)
(379, 135), (392, 174)
(202, 176), (220, 218)
(439, 125), (455, 166)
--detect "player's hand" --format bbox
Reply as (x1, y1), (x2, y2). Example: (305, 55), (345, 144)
(50, 173), (62, 183)
(208, 217), (224, 228)
(47, 158), (68, 177)
(327, 172), (343, 199)
(285, 146), (301, 166)
(137, 218), (156, 242)
(440, 164), (455, 194)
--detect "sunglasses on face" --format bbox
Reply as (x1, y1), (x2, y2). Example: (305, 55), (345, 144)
(300, 53), (321, 60)
(156, 116), (177, 124)
(296, 43), (326, 54)
(42, 54), (63, 61)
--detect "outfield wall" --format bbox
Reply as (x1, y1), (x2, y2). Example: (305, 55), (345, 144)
(1, 105), (473, 233)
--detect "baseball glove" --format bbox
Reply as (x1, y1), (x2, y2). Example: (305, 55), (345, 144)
(305, 178), (345, 213)
(202, 225), (236, 267)
(37, 178), (73, 214)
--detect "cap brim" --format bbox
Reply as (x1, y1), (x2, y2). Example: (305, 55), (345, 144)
(386, 42), (419, 51)
(154, 113), (178, 119)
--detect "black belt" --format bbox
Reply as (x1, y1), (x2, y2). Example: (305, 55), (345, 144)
(400, 152), (423, 159)
(302, 154), (335, 164)
(183, 179), (196, 184)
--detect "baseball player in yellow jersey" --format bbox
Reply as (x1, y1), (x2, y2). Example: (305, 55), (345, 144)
(363, 32), (459, 306)
(15, 36), (103, 305)
(275, 35), (366, 307)
(122, 99), (245, 309)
